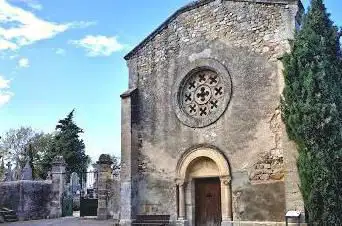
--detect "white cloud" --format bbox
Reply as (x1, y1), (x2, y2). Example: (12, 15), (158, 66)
(69, 35), (124, 57)
(28, 3), (42, 11)
(9, 0), (43, 11)
(0, 74), (13, 108)
(0, 91), (13, 107)
(0, 75), (10, 88)
(0, 0), (94, 52)
(9, 54), (18, 59)
(0, 39), (18, 50)
(68, 21), (97, 29)
(55, 48), (65, 55)
(0, 0), (68, 50)
(18, 57), (29, 67)
(26, 1), (42, 11)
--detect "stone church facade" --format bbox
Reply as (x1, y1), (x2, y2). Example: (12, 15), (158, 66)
(120, 0), (304, 225)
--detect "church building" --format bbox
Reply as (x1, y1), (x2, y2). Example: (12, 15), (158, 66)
(120, 0), (304, 225)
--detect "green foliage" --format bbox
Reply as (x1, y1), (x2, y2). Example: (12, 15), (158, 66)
(281, 0), (342, 224)
(0, 127), (55, 179)
(0, 110), (90, 181)
(42, 110), (90, 181)
(0, 127), (39, 168)
(31, 133), (55, 179)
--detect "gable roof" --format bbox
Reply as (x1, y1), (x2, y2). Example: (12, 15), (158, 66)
(124, 0), (302, 60)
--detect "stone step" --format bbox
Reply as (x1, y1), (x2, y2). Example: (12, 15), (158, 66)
(0, 207), (18, 222)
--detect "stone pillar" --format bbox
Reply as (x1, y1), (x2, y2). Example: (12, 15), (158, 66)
(179, 182), (185, 219)
(50, 156), (66, 218)
(120, 88), (138, 225)
(176, 180), (188, 226)
(97, 154), (113, 220)
(220, 176), (232, 226)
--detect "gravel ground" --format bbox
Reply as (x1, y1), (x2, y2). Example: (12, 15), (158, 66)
(2, 217), (118, 226)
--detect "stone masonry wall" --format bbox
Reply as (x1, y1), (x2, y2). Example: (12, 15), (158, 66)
(108, 177), (120, 220)
(0, 181), (52, 221)
(123, 0), (303, 223)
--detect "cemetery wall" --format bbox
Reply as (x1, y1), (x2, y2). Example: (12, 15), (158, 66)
(0, 180), (52, 221)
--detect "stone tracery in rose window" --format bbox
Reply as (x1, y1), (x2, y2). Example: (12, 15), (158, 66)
(181, 70), (224, 118)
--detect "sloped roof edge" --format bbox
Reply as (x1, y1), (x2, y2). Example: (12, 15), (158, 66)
(124, 0), (215, 60)
(124, 0), (302, 60)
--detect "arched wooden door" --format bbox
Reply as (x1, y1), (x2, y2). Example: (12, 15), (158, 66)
(195, 177), (221, 226)
(176, 147), (232, 224)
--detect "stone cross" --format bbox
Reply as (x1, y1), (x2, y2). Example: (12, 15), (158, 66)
(46, 171), (52, 180)
(6, 161), (11, 170)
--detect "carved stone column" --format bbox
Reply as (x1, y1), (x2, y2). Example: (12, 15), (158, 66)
(179, 182), (185, 219)
(176, 180), (188, 226)
(50, 156), (66, 218)
(97, 154), (113, 220)
(220, 175), (232, 226)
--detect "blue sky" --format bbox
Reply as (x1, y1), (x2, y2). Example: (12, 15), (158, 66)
(0, 0), (341, 163)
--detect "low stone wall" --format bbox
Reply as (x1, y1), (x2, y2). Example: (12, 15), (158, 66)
(0, 180), (52, 221)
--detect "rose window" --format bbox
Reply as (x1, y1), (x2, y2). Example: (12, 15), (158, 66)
(181, 70), (225, 119)
(173, 59), (232, 128)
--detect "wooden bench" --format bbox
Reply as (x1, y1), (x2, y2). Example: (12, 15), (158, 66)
(132, 215), (170, 225)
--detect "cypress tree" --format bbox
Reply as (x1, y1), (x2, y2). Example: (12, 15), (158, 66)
(43, 110), (90, 181)
(281, 0), (342, 224)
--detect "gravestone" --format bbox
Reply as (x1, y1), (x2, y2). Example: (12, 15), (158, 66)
(70, 172), (80, 195)
(21, 160), (32, 180)
(0, 159), (5, 181)
(13, 164), (21, 181)
(4, 162), (13, 182)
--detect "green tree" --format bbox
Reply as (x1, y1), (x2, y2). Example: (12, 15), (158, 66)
(44, 110), (90, 181)
(31, 133), (55, 179)
(0, 127), (40, 169)
(281, 0), (342, 224)
(0, 127), (55, 179)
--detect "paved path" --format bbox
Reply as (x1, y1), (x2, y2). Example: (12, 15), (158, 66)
(3, 217), (117, 226)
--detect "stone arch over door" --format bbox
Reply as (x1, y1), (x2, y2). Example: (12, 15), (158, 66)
(175, 146), (232, 225)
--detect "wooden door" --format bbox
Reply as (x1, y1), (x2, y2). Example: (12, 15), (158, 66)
(195, 178), (221, 226)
